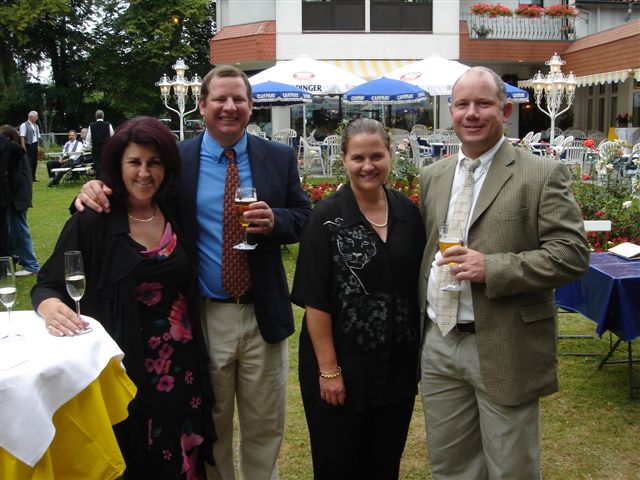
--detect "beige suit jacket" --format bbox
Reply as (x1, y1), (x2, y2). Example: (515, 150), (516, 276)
(418, 140), (590, 406)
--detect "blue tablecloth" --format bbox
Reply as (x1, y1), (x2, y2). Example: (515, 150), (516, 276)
(556, 252), (640, 341)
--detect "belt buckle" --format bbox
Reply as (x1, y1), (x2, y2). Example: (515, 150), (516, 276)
(455, 323), (474, 334)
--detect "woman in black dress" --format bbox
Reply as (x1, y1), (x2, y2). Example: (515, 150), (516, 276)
(291, 118), (426, 479)
(32, 117), (214, 479)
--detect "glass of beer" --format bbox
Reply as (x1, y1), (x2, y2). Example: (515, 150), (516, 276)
(439, 223), (464, 291)
(233, 187), (258, 251)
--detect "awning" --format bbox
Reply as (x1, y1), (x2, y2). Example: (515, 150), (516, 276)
(518, 68), (640, 88)
(323, 59), (416, 80)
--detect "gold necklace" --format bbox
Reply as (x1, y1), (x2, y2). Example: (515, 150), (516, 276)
(363, 192), (388, 228)
(128, 206), (157, 223)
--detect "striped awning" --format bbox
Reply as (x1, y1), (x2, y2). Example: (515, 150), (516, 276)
(518, 68), (640, 88)
(323, 59), (416, 80)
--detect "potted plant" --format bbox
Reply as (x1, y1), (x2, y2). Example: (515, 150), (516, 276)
(470, 2), (512, 17)
(514, 4), (544, 18)
(472, 24), (493, 38)
(544, 4), (579, 18)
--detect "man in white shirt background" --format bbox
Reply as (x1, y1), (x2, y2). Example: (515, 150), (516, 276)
(19, 110), (40, 182)
(46, 129), (84, 187)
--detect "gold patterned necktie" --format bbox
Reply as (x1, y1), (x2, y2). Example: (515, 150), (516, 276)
(435, 157), (481, 336)
(221, 149), (251, 298)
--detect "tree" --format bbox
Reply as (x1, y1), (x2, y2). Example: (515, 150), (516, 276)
(89, 0), (216, 124)
(0, 0), (101, 130)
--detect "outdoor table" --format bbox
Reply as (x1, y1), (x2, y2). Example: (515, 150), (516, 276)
(0, 311), (136, 479)
(555, 253), (640, 399)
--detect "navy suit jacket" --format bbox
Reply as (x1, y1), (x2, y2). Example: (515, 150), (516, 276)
(177, 132), (311, 343)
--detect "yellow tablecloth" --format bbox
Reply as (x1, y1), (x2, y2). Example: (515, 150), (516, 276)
(0, 357), (136, 480)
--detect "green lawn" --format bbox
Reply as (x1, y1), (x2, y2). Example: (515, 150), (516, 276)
(14, 163), (640, 479)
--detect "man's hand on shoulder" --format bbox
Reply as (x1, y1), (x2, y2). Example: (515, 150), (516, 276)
(74, 180), (112, 213)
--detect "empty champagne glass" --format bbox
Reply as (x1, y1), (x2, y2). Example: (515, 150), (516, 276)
(233, 187), (258, 251)
(0, 257), (23, 342)
(439, 223), (464, 292)
(64, 251), (92, 334)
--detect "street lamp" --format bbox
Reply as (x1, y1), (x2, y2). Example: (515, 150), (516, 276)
(155, 59), (202, 140)
(530, 53), (577, 145)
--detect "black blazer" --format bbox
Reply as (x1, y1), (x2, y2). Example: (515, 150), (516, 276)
(177, 132), (311, 343)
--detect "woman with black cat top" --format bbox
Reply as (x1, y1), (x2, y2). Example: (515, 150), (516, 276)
(291, 118), (426, 479)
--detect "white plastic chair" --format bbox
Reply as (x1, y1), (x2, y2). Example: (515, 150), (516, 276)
(410, 124), (430, 139)
(443, 138), (460, 157)
(299, 137), (325, 176)
(322, 135), (342, 176)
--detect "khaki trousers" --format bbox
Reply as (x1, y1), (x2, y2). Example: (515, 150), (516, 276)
(421, 321), (541, 480)
(201, 301), (288, 480)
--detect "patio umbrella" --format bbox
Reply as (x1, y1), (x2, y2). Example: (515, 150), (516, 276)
(343, 76), (427, 125)
(385, 54), (470, 96)
(505, 83), (530, 103)
(385, 54), (470, 128)
(343, 76), (427, 103)
(249, 54), (364, 95)
(251, 81), (313, 107)
(249, 55), (364, 137)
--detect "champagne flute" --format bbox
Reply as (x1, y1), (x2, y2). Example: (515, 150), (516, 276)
(439, 223), (464, 292)
(233, 187), (258, 251)
(64, 251), (92, 334)
(0, 257), (23, 342)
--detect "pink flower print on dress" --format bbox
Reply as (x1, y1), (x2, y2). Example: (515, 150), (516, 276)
(190, 395), (202, 409)
(148, 336), (161, 349)
(137, 282), (163, 306)
(146, 357), (169, 375)
(158, 343), (174, 360)
(184, 370), (194, 385)
(180, 432), (204, 477)
(157, 374), (175, 392)
(168, 294), (193, 343)
(163, 449), (172, 460)
(158, 233), (177, 257)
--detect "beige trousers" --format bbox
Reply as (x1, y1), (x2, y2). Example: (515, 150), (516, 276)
(201, 301), (288, 480)
(421, 320), (541, 480)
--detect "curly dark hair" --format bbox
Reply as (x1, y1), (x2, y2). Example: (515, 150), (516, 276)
(100, 116), (180, 206)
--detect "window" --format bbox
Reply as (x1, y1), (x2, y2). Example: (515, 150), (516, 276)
(370, 0), (432, 32)
(302, 0), (365, 31)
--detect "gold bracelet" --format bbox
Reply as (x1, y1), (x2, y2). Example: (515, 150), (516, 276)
(319, 366), (342, 379)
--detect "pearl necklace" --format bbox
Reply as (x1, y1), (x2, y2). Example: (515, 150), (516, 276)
(128, 206), (157, 223)
(363, 192), (388, 228)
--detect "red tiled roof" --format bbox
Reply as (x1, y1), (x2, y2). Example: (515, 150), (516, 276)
(211, 21), (276, 65)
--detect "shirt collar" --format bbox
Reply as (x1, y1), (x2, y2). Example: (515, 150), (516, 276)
(202, 131), (249, 163)
(341, 183), (408, 227)
(456, 136), (505, 173)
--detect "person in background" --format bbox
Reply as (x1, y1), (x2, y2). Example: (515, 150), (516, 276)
(19, 110), (40, 182)
(32, 116), (215, 479)
(291, 118), (426, 480)
(0, 131), (23, 256)
(85, 109), (114, 179)
(73, 65), (311, 480)
(46, 129), (85, 187)
(0, 125), (39, 277)
(418, 66), (590, 479)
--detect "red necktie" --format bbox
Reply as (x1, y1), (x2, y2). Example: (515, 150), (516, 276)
(221, 149), (251, 298)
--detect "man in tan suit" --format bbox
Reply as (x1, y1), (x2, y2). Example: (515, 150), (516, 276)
(418, 67), (590, 479)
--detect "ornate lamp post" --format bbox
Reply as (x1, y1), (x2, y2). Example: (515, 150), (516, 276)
(155, 59), (202, 140)
(530, 53), (577, 145)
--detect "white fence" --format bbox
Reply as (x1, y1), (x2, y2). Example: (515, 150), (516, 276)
(462, 14), (574, 41)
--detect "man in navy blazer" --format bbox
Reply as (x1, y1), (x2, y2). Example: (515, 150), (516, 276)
(76, 65), (310, 480)
(177, 65), (310, 480)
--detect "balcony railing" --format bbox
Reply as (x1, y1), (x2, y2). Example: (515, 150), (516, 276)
(462, 14), (575, 40)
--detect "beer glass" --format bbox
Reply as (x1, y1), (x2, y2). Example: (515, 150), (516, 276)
(233, 187), (257, 251)
(439, 223), (464, 292)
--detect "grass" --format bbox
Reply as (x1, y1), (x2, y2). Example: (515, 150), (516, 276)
(14, 163), (640, 479)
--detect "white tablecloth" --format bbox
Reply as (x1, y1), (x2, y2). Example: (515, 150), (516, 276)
(0, 311), (124, 467)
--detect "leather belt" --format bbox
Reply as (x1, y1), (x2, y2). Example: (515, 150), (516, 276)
(455, 322), (476, 334)
(206, 292), (253, 305)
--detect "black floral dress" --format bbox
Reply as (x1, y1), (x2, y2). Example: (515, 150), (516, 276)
(128, 222), (207, 480)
